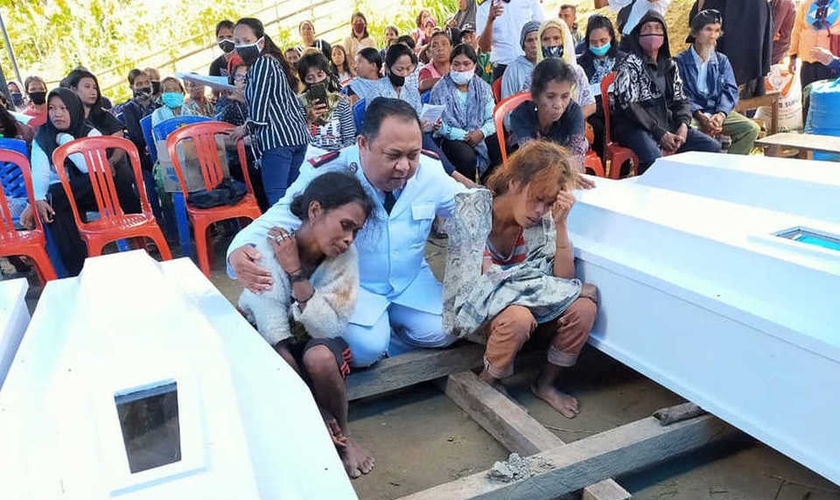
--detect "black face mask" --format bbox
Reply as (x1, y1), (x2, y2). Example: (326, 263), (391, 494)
(219, 39), (235, 54)
(151, 81), (161, 95)
(133, 87), (153, 100)
(236, 44), (262, 65)
(542, 45), (564, 59)
(29, 91), (46, 105)
(387, 72), (406, 88)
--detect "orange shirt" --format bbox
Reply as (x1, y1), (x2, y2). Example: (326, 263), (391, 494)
(789, 0), (840, 62)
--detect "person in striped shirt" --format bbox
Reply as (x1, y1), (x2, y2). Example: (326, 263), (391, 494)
(231, 18), (310, 206)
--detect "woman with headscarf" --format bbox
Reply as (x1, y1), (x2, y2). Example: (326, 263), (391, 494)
(429, 43), (501, 182)
(30, 89), (141, 275)
(612, 11), (721, 174)
(535, 19), (597, 119)
(577, 15), (627, 159)
(500, 21), (542, 100)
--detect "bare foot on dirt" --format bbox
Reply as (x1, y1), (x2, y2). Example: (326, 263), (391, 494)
(341, 437), (375, 479)
(532, 384), (579, 418)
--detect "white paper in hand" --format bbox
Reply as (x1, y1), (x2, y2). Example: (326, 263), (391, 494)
(420, 104), (445, 124)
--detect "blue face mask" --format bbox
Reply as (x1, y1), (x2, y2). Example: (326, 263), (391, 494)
(542, 45), (564, 59)
(161, 92), (184, 109)
(589, 42), (611, 57)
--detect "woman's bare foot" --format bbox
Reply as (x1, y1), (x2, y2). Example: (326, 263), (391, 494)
(341, 437), (375, 479)
(531, 383), (579, 419)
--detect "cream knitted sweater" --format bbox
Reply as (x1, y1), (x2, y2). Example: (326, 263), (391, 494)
(238, 238), (360, 346)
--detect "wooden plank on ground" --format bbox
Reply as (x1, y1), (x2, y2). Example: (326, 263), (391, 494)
(443, 371), (630, 500)
(398, 413), (737, 500)
(346, 343), (484, 401)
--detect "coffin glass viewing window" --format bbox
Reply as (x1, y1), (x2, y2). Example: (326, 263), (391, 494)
(776, 227), (840, 252)
(115, 381), (181, 473)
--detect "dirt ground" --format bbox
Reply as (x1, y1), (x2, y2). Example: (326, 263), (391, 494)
(209, 238), (840, 500)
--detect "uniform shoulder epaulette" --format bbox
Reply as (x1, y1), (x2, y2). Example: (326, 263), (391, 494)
(421, 149), (439, 160)
(308, 151), (340, 168)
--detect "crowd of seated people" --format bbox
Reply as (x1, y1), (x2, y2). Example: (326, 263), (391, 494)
(4, 1), (837, 484)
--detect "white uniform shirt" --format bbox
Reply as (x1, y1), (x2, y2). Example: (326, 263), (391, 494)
(476, 0), (545, 65)
(227, 145), (468, 326)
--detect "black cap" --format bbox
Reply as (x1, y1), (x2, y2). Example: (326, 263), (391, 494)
(461, 23), (476, 33)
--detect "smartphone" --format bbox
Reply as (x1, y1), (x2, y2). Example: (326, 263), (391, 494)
(306, 83), (328, 106)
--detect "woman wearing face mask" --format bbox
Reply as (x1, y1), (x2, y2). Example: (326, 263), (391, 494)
(150, 77), (195, 127)
(230, 17), (309, 206)
(612, 11), (720, 174)
(219, 64), (268, 212)
(7, 82), (24, 111)
(120, 69), (160, 173)
(535, 19), (596, 120)
(298, 52), (356, 152)
(30, 89), (141, 276)
(577, 15), (626, 160)
(343, 12), (376, 57)
(508, 58), (588, 174)
(23, 75), (48, 130)
(144, 67), (163, 102)
(429, 43), (500, 182)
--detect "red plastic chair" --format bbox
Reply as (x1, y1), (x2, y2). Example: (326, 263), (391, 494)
(0, 150), (57, 284)
(165, 121), (261, 277)
(492, 77), (503, 103)
(52, 136), (173, 262)
(600, 72), (639, 179)
(493, 91), (531, 163)
(584, 150), (606, 177)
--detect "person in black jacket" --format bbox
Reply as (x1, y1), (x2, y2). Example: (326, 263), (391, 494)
(612, 11), (720, 174)
(119, 69), (160, 173)
(576, 15), (626, 160)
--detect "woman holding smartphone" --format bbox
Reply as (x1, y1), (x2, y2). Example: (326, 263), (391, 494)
(297, 52), (356, 152)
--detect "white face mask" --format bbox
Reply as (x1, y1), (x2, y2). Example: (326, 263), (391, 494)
(449, 70), (473, 86)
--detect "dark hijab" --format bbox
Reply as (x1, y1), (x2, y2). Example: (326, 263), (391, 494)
(34, 88), (94, 160)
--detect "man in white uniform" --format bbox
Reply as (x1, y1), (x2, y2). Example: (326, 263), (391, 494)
(477, 0), (545, 81)
(228, 98), (467, 367)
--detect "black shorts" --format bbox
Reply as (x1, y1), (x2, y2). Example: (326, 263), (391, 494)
(289, 336), (352, 379)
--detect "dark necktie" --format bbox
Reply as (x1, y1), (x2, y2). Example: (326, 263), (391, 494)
(384, 191), (397, 214)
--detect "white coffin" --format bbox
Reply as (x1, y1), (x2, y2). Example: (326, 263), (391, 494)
(568, 154), (840, 486)
(0, 251), (357, 499)
(0, 277), (29, 389)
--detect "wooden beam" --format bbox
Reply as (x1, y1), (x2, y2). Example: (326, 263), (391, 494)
(346, 343), (484, 401)
(443, 371), (630, 500)
(398, 413), (737, 500)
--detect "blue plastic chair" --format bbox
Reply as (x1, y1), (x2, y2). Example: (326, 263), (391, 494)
(140, 115), (157, 164)
(152, 115), (213, 259)
(0, 138), (69, 277)
(353, 99), (366, 133)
